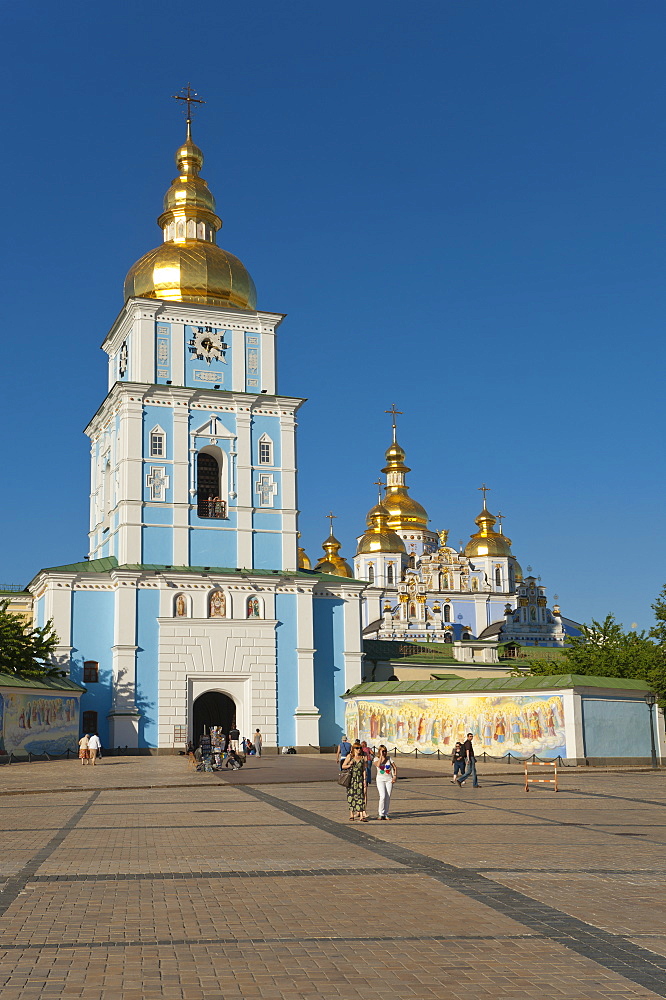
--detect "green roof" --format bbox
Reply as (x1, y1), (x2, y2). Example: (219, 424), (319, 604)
(344, 673), (653, 698)
(32, 557), (358, 584)
(0, 674), (85, 693)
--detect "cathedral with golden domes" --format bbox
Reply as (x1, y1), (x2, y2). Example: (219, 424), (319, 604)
(301, 410), (580, 653)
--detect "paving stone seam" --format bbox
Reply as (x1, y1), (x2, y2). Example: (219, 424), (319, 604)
(0, 791), (101, 921)
(24, 866), (411, 883)
(0, 932), (547, 951)
(234, 782), (666, 997)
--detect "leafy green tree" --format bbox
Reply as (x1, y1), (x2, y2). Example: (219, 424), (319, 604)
(0, 599), (63, 678)
(523, 611), (666, 706)
(649, 584), (666, 647)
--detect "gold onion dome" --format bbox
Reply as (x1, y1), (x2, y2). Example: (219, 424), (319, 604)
(315, 530), (352, 578)
(124, 127), (257, 310)
(381, 438), (429, 530)
(464, 504), (513, 558)
(356, 503), (406, 555)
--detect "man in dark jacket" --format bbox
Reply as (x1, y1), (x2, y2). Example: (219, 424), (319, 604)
(456, 733), (479, 787)
(228, 726), (240, 752)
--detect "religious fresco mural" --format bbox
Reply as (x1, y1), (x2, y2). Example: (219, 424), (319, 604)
(344, 694), (566, 759)
(0, 692), (80, 756)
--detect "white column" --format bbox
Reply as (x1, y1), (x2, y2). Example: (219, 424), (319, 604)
(236, 410), (253, 567)
(172, 405), (190, 565)
(280, 410), (298, 571)
(294, 589), (320, 746)
(116, 395), (145, 564)
(171, 322), (185, 386)
(342, 585), (364, 690)
(108, 571), (140, 748)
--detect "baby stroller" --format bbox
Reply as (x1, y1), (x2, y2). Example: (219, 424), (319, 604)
(225, 750), (244, 770)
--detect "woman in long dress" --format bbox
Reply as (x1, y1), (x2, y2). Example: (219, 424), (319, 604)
(341, 743), (368, 822)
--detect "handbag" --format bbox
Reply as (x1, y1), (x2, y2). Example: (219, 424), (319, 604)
(337, 768), (352, 788)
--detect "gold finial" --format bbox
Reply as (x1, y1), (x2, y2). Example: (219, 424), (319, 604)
(172, 83), (205, 138)
(373, 478), (384, 503)
(496, 510), (504, 534)
(385, 403), (403, 444)
(478, 483), (490, 508)
(326, 511), (337, 535)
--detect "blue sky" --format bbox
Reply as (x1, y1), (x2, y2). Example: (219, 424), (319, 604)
(1, 0), (665, 630)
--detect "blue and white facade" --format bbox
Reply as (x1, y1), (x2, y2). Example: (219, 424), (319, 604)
(29, 128), (365, 752)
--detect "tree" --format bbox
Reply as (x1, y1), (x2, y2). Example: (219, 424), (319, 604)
(649, 584), (666, 647)
(0, 599), (64, 678)
(523, 611), (666, 705)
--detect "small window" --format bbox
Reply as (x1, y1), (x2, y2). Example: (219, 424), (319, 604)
(368, 564), (374, 584)
(387, 563), (394, 585)
(82, 710), (98, 734)
(495, 567), (501, 587)
(83, 661), (99, 683)
(150, 432), (165, 457)
(259, 437), (273, 465)
(443, 605), (451, 623)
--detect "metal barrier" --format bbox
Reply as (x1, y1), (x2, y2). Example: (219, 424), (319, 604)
(524, 760), (558, 792)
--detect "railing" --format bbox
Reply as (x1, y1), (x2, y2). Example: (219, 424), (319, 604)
(197, 500), (227, 519)
(310, 744), (573, 765)
(0, 583), (27, 592)
(0, 746), (130, 763)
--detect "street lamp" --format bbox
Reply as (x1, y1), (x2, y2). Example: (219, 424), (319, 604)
(644, 692), (658, 768)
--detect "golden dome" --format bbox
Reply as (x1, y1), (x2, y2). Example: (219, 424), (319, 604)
(381, 434), (429, 531)
(464, 505), (513, 558)
(124, 127), (256, 311)
(297, 546), (311, 571)
(356, 504), (406, 555)
(314, 530), (352, 578)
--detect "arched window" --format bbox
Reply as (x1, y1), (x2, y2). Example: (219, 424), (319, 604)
(197, 452), (225, 518)
(530, 606), (537, 621)
(82, 710), (98, 734)
(409, 602), (416, 618)
(408, 554), (416, 569)
(174, 594), (189, 618)
(209, 590), (226, 618)
(387, 563), (394, 585)
(368, 564), (374, 583)
(495, 567), (502, 588)
(462, 632), (471, 640)
(443, 604), (451, 622)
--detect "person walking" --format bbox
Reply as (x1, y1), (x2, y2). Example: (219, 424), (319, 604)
(373, 745), (397, 820)
(336, 735), (352, 769)
(78, 733), (90, 765)
(456, 732), (479, 787)
(228, 725), (240, 752)
(253, 729), (263, 757)
(88, 733), (102, 765)
(451, 741), (466, 783)
(341, 742), (368, 821)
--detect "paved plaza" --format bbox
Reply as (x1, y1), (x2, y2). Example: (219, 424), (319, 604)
(0, 756), (665, 999)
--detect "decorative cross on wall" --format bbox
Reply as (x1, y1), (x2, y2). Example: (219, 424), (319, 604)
(256, 474), (278, 507)
(146, 467), (169, 502)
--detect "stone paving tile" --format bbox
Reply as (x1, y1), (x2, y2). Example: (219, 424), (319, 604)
(0, 762), (665, 999)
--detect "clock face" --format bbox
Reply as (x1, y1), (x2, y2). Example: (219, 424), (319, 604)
(188, 326), (228, 364)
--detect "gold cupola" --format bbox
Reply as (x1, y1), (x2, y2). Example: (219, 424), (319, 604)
(381, 434), (429, 532)
(464, 498), (513, 558)
(314, 523), (352, 578)
(124, 121), (257, 310)
(356, 502), (406, 555)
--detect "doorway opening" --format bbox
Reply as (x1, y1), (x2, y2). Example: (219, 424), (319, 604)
(192, 691), (236, 739)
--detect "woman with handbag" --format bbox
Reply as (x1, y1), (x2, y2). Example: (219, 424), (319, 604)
(340, 742), (368, 822)
(373, 745), (397, 820)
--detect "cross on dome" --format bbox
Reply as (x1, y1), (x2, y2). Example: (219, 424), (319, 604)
(478, 483), (491, 508)
(326, 511), (337, 534)
(373, 478), (384, 502)
(385, 403), (403, 443)
(172, 83), (205, 137)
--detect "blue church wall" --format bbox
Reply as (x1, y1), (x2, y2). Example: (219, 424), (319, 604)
(143, 506), (174, 526)
(70, 591), (115, 745)
(136, 588), (160, 748)
(253, 532), (282, 571)
(143, 404), (174, 460)
(275, 593), (298, 746)
(314, 598), (346, 746)
(142, 527), (173, 566)
(190, 527), (237, 569)
(582, 697), (652, 758)
(252, 510), (282, 532)
(250, 414), (281, 468)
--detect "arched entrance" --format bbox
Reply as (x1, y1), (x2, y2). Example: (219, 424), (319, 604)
(192, 691), (236, 739)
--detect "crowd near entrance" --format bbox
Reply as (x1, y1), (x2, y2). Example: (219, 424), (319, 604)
(192, 691), (236, 740)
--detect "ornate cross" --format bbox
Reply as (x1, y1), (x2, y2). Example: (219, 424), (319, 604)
(478, 483), (490, 505)
(255, 473), (278, 507)
(173, 84), (205, 136)
(496, 510), (504, 532)
(373, 478), (384, 502)
(326, 511), (337, 533)
(146, 467), (169, 501)
(385, 403), (403, 442)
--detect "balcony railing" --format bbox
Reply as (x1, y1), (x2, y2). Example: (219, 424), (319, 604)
(197, 499), (227, 519)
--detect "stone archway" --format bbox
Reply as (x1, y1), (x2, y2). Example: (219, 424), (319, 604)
(192, 691), (236, 739)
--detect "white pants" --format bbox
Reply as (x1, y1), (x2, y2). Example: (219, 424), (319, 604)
(376, 775), (393, 817)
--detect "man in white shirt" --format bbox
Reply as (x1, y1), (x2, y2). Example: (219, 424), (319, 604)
(88, 733), (102, 765)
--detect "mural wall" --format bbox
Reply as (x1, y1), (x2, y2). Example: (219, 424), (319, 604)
(0, 692), (80, 756)
(344, 693), (566, 759)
